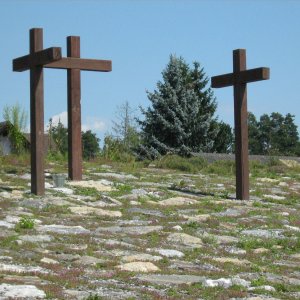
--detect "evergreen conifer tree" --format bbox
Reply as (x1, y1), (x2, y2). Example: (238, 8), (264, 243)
(138, 55), (218, 158)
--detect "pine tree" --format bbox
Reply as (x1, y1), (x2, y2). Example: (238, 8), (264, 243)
(138, 55), (218, 159)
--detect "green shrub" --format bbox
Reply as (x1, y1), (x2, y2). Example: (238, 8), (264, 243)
(102, 135), (136, 163)
(15, 216), (35, 231)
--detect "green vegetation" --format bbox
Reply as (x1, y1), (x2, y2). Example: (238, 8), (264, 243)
(156, 154), (207, 173)
(74, 186), (99, 197)
(248, 111), (300, 156)
(15, 216), (35, 231)
(137, 55), (231, 159)
(47, 118), (101, 160)
(82, 130), (101, 160)
(0, 152), (300, 300)
(2, 103), (28, 154)
(109, 183), (132, 197)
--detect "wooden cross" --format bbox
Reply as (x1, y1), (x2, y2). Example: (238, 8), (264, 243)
(211, 49), (270, 200)
(44, 35), (111, 182)
(13, 28), (112, 195)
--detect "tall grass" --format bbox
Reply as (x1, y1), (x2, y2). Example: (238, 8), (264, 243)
(155, 155), (207, 173)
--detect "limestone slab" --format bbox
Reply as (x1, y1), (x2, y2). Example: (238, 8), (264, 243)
(67, 180), (115, 192)
(241, 229), (284, 239)
(74, 255), (105, 266)
(149, 249), (185, 258)
(167, 233), (203, 248)
(136, 274), (205, 285)
(117, 262), (160, 272)
(212, 257), (251, 266)
(92, 172), (138, 180)
(0, 284), (46, 299)
(19, 235), (53, 243)
(95, 225), (163, 235)
(122, 253), (162, 263)
(158, 197), (198, 206)
(69, 206), (122, 217)
(0, 263), (49, 274)
(203, 277), (250, 288)
(37, 224), (90, 235)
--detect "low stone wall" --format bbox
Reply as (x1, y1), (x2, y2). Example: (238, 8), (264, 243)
(193, 152), (300, 164)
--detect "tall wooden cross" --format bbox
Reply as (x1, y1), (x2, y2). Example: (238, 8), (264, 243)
(13, 28), (112, 195)
(211, 49), (270, 200)
(44, 35), (111, 182)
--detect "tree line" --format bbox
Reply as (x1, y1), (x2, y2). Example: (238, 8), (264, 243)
(2, 55), (300, 160)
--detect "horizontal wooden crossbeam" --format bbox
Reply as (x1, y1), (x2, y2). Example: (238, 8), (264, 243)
(44, 57), (112, 72)
(211, 67), (270, 88)
(13, 47), (62, 72)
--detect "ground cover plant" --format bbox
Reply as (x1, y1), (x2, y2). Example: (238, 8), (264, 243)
(0, 154), (299, 299)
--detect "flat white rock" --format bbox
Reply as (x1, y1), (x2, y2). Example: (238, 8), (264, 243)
(37, 224), (90, 235)
(117, 262), (160, 272)
(69, 206), (122, 217)
(67, 180), (115, 192)
(0, 263), (49, 274)
(158, 197), (198, 206)
(122, 253), (162, 263)
(203, 277), (250, 288)
(167, 233), (203, 248)
(151, 249), (184, 258)
(0, 283), (46, 299)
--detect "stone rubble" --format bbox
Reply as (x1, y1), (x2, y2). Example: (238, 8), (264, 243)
(0, 160), (299, 299)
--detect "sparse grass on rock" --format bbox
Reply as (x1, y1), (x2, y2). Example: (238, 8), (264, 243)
(0, 154), (299, 299)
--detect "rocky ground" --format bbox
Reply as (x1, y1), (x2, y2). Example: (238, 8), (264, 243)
(0, 157), (299, 299)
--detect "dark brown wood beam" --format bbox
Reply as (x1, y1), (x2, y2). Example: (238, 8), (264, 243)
(211, 67), (270, 88)
(233, 49), (249, 200)
(13, 47), (62, 72)
(30, 28), (45, 195)
(67, 36), (82, 180)
(45, 57), (112, 72)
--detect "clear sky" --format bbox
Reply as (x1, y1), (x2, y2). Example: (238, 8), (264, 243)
(0, 0), (299, 143)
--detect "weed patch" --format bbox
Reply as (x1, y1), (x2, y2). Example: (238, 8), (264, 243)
(15, 216), (35, 231)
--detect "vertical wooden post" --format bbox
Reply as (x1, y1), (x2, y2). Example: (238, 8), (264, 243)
(30, 28), (45, 195)
(67, 36), (82, 180)
(233, 49), (249, 200)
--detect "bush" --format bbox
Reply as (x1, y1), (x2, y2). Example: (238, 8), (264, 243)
(15, 216), (35, 231)
(102, 135), (136, 163)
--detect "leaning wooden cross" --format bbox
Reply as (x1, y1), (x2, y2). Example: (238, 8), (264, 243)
(13, 28), (112, 195)
(211, 49), (270, 200)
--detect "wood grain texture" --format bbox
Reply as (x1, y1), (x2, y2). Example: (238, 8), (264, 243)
(210, 49), (270, 200)
(13, 47), (61, 72)
(211, 67), (270, 88)
(67, 36), (82, 180)
(45, 57), (112, 72)
(233, 49), (249, 200)
(29, 28), (45, 195)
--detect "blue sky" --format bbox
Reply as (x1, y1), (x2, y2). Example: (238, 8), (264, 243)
(0, 0), (299, 143)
